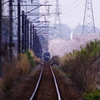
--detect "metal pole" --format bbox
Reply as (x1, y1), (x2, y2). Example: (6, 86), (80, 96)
(9, 0), (13, 62)
(31, 24), (33, 50)
(25, 15), (27, 51)
(37, 36), (39, 57)
(22, 11), (25, 53)
(0, 0), (2, 77)
(40, 42), (42, 59)
(26, 19), (29, 50)
(17, 0), (21, 54)
(35, 34), (38, 56)
(33, 25), (34, 51)
(34, 29), (36, 54)
(30, 23), (32, 50)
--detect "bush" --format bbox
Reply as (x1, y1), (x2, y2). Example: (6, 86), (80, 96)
(25, 50), (35, 67)
(25, 50), (41, 66)
(83, 89), (100, 100)
(0, 50), (41, 99)
(51, 56), (60, 65)
(60, 40), (100, 93)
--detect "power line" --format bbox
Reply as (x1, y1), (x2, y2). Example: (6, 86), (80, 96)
(62, 0), (80, 9)
(60, 0), (71, 6)
(61, 2), (84, 18)
(62, 0), (83, 14)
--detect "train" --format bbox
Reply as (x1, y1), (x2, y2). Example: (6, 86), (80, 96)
(43, 52), (50, 62)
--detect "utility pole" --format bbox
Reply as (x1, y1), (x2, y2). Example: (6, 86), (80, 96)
(33, 25), (34, 51)
(25, 15), (27, 52)
(9, 0), (13, 62)
(17, 0), (21, 54)
(22, 11), (25, 53)
(34, 29), (36, 54)
(82, 0), (95, 34)
(30, 23), (32, 50)
(27, 19), (29, 50)
(0, 0), (2, 77)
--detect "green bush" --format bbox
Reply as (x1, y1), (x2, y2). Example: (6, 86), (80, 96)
(61, 40), (100, 93)
(25, 50), (35, 67)
(83, 89), (100, 100)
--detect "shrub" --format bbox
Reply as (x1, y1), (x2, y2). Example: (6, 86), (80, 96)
(0, 50), (41, 99)
(25, 50), (41, 66)
(61, 40), (100, 93)
(51, 56), (60, 65)
(83, 89), (100, 100)
(25, 50), (35, 67)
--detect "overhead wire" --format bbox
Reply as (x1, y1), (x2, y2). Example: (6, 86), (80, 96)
(62, 5), (84, 19)
(60, 0), (72, 6)
(62, 0), (83, 14)
(61, 1), (84, 18)
(62, 0), (80, 9)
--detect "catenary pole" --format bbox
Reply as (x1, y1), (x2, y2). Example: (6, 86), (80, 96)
(0, 0), (2, 77)
(9, 0), (13, 62)
(17, 0), (21, 55)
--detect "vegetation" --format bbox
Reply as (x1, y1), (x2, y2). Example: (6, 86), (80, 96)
(2, 54), (31, 92)
(83, 89), (100, 100)
(51, 56), (60, 65)
(25, 50), (35, 67)
(25, 50), (41, 67)
(0, 50), (41, 99)
(60, 40), (100, 95)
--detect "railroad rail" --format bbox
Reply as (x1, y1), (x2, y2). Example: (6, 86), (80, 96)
(29, 63), (61, 100)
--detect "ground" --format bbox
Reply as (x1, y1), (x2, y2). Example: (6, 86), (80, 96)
(1, 64), (86, 100)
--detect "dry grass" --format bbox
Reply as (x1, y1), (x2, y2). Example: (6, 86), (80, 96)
(0, 78), (3, 93)
(0, 50), (41, 99)
(29, 50), (41, 64)
(17, 54), (31, 76)
(0, 78), (4, 100)
(2, 54), (31, 92)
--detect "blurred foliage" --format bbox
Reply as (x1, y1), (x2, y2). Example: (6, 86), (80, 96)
(83, 89), (100, 100)
(60, 40), (100, 93)
(25, 50), (35, 67)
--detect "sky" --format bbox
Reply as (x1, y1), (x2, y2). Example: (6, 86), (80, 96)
(40, 0), (100, 29)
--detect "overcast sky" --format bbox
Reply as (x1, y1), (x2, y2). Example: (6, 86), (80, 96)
(40, 0), (100, 29)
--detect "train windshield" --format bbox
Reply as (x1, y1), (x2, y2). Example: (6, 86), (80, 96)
(44, 52), (50, 57)
(43, 52), (50, 61)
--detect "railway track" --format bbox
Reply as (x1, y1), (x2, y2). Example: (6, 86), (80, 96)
(29, 63), (61, 100)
